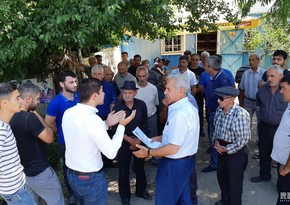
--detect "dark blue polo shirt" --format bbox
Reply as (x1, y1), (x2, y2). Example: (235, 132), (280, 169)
(46, 92), (79, 144)
(96, 80), (117, 118)
(202, 70), (232, 110)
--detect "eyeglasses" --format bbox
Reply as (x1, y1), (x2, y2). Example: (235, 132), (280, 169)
(218, 96), (232, 101)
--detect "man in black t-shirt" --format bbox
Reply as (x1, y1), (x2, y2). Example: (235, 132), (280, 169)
(128, 54), (142, 77)
(10, 81), (64, 205)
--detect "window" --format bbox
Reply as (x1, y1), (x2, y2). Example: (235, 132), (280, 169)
(161, 35), (185, 55)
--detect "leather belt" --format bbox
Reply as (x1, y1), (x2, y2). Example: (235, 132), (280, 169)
(67, 167), (103, 176)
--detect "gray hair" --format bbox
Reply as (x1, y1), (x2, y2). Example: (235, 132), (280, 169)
(206, 55), (222, 70)
(91, 64), (104, 74)
(267, 65), (284, 75)
(201, 51), (210, 58)
(249, 53), (260, 60)
(18, 81), (40, 99)
(136, 66), (148, 75)
(167, 74), (190, 94)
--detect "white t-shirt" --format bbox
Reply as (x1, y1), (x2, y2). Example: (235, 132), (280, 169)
(135, 83), (159, 117)
(172, 68), (198, 86)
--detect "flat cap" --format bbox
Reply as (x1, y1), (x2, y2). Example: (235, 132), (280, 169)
(215, 86), (239, 97)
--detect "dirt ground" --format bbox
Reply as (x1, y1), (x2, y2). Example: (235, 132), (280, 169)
(105, 117), (278, 205)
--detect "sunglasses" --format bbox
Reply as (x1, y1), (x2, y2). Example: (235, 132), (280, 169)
(218, 96), (232, 101)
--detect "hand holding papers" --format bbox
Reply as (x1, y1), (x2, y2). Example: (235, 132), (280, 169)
(132, 127), (162, 149)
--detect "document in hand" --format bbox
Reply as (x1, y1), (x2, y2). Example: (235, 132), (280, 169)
(132, 127), (162, 149)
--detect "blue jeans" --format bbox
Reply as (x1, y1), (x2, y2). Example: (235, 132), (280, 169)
(67, 169), (108, 205)
(208, 111), (218, 168)
(156, 155), (195, 205)
(1, 185), (36, 205)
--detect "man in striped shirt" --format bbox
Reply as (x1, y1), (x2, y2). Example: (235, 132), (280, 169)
(213, 86), (251, 205)
(0, 82), (35, 205)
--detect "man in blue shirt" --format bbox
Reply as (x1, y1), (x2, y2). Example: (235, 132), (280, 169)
(92, 64), (118, 168)
(45, 70), (78, 205)
(91, 65), (117, 120)
(199, 56), (233, 173)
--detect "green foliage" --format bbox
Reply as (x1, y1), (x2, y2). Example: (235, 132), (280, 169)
(237, 0), (290, 25)
(243, 17), (290, 54)
(0, 0), (238, 80)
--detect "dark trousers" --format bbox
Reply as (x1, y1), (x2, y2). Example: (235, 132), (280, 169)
(59, 143), (75, 197)
(217, 147), (248, 205)
(276, 163), (290, 205)
(117, 141), (147, 200)
(156, 155), (194, 205)
(195, 92), (204, 134)
(258, 120), (279, 179)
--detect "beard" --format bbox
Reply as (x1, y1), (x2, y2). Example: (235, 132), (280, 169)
(64, 85), (76, 93)
(28, 103), (37, 111)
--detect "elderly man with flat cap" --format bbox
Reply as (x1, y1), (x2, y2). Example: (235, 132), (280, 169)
(213, 86), (251, 205)
(112, 80), (151, 205)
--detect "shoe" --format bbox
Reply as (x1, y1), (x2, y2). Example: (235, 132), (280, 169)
(250, 176), (271, 183)
(201, 165), (217, 173)
(136, 191), (153, 200)
(121, 198), (130, 205)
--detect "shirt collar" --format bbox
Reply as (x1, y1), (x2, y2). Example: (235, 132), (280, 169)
(168, 97), (188, 112)
(211, 70), (223, 80)
(220, 103), (238, 115)
(249, 66), (263, 73)
(77, 103), (99, 114)
(60, 92), (77, 102)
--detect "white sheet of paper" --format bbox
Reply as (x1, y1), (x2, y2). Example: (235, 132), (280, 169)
(132, 127), (162, 149)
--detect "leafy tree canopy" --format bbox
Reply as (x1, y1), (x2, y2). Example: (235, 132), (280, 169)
(237, 0), (290, 25)
(243, 16), (290, 55)
(0, 0), (238, 80)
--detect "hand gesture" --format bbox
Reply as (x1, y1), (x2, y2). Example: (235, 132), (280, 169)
(129, 137), (141, 150)
(106, 110), (126, 127)
(133, 144), (148, 158)
(119, 110), (136, 126)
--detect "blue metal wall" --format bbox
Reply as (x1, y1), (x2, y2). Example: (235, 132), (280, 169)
(120, 33), (290, 75)
(220, 29), (243, 75)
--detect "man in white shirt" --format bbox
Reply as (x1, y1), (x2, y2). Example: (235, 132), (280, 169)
(62, 78), (135, 205)
(133, 74), (199, 205)
(239, 53), (264, 128)
(172, 55), (198, 96)
(114, 62), (137, 90)
(135, 66), (159, 138)
(271, 74), (290, 205)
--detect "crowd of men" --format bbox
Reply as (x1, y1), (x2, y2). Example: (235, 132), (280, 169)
(0, 49), (289, 205)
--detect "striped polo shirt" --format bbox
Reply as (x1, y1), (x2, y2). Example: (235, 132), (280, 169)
(0, 121), (25, 195)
